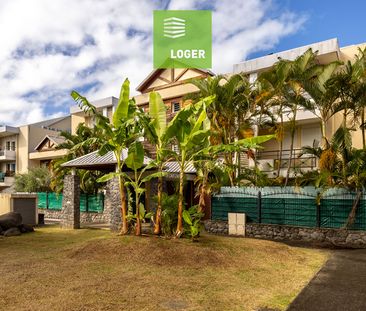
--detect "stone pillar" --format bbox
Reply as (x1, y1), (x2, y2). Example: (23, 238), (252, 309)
(61, 175), (80, 229)
(104, 177), (122, 232)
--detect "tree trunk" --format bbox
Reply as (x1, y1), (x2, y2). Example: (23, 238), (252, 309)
(362, 109), (365, 149)
(198, 175), (207, 214)
(118, 177), (128, 235)
(153, 176), (163, 235)
(321, 120), (327, 149)
(135, 188), (141, 236)
(277, 115), (284, 177)
(345, 189), (362, 228)
(285, 112), (297, 186)
(176, 168), (185, 238)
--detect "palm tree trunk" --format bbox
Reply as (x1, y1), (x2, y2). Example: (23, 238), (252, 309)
(285, 112), (297, 186)
(176, 167), (185, 237)
(198, 174), (207, 214)
(153, 175), (163, 235)
(134, 171), (141, 236)
(277, 115), (284, 177)
(118, 176), (128, 235)
(321, 120), (327, 149)
(345, 189), (362, 228)
(362, 109), (365, 149)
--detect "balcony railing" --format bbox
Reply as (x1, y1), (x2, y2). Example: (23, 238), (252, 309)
(256, 148), (317, 171)
(0, 150), (16, 160)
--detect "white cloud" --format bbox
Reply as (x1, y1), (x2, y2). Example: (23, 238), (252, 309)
(0, 0), (306, 126)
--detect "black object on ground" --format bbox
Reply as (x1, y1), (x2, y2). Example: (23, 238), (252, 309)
(0, 212), (34, 237)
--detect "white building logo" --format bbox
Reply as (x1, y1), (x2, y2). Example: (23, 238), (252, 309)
(163, 17), (186, 39)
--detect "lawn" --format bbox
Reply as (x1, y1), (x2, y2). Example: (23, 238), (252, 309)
(0, 226), (328, 311)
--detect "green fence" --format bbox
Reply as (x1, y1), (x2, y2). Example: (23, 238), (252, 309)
(212, 187), (366, 230)
(37, 192), (104, 213)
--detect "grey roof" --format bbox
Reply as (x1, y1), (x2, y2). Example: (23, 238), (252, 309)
(70, 96), (118, 114)
(34, 135), (66, 151)
(0, 125), (19, 137)
(62, 150), (196, 174)
(163, 161), (196, 174)
(25, 116), (70, 128)
(62, 150), (152, 168)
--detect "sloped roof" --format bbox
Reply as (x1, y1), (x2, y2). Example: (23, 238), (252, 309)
(26, 116), (70, 128)
(136, 67), (215, 93)
(62, 150), (196, 174)
(34, 135), (66, 151)
(62, 150), (152, 169)
(163, 161), (196, 174)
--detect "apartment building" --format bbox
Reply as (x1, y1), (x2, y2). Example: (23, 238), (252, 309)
(233, 38), (366, 177)
(0, 117), (71, 191)
(0, 68), (213, 192)
(70, 68), (214, 156)
(2, 38), (365, 191)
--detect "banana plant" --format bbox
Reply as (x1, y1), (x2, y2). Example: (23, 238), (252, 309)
(163, 96), (215, 237)
(71, 78), (141, 235)
(141, 91), (171, 235)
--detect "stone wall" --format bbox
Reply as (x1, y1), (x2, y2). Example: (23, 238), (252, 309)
(204, 220), (366, 248)
(60, 175), (80, 229)
(39, 209), (107, 223)
(104, 177), (122, 232)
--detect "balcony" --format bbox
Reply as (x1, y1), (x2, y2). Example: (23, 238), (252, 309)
(0, 175), (15, 187)
(256, 148), (317, 177)
(0, 150), (16, 161)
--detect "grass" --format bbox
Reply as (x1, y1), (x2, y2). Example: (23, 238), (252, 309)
(0, 226), (329, 311)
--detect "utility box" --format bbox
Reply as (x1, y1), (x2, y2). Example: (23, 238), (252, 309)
(0, 193), (38, 225)
(228, 213), (246, 236)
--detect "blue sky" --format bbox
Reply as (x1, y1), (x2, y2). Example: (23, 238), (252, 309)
(0, 0), (365, 126)
(249, 0), (366, 59)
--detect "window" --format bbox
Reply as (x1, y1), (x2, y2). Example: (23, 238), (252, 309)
(6, 163), (15, 172)
(11, 141), (15, 151)
(107, 107), (113, 119)
(171, 102), (180, 113)
(6, 141), (10, 151)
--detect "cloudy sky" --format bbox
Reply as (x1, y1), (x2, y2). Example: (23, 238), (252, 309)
(0, 0), (362, 126)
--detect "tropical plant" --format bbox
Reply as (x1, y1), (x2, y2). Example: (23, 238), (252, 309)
(50, 123), (104, 194)
(15, 167), (51, 193)
(258, 60), (291, 177)
(183, 205), (204, 241)
(187, 74), (260, 185)
(71, 78), (142, 235)
(164, 96), (214, 237)
(141, 91), (171, 235)
(158, 193), (179, 236)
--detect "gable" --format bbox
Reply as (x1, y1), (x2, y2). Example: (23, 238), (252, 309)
(34, 135), (65, 152)
(137, 68), (214, 93)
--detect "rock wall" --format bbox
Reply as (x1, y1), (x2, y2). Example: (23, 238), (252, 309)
(204, 220), (366, 248)
(104, 177), (122, 232)
(60, 175), (80, 229)
(39, 209), (106, 223)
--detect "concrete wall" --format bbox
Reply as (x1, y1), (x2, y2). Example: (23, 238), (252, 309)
(0, 193), (38, 225)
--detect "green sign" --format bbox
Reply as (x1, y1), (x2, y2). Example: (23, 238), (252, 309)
(153, 10), (212, 69)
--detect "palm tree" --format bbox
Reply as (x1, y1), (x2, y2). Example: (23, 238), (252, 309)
(164, 97), (214, 237)
(348, 48), (366, 148)
(281, 49), (318, 185)
(301, 61), (341, 146)
(141, 91), (172, 235)
(71, 78), (142, 235)
(187, 74), (258, 185)
(50, 123), (103, 194)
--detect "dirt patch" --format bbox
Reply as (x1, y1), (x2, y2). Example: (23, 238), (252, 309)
(67, 237), (232, 268)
